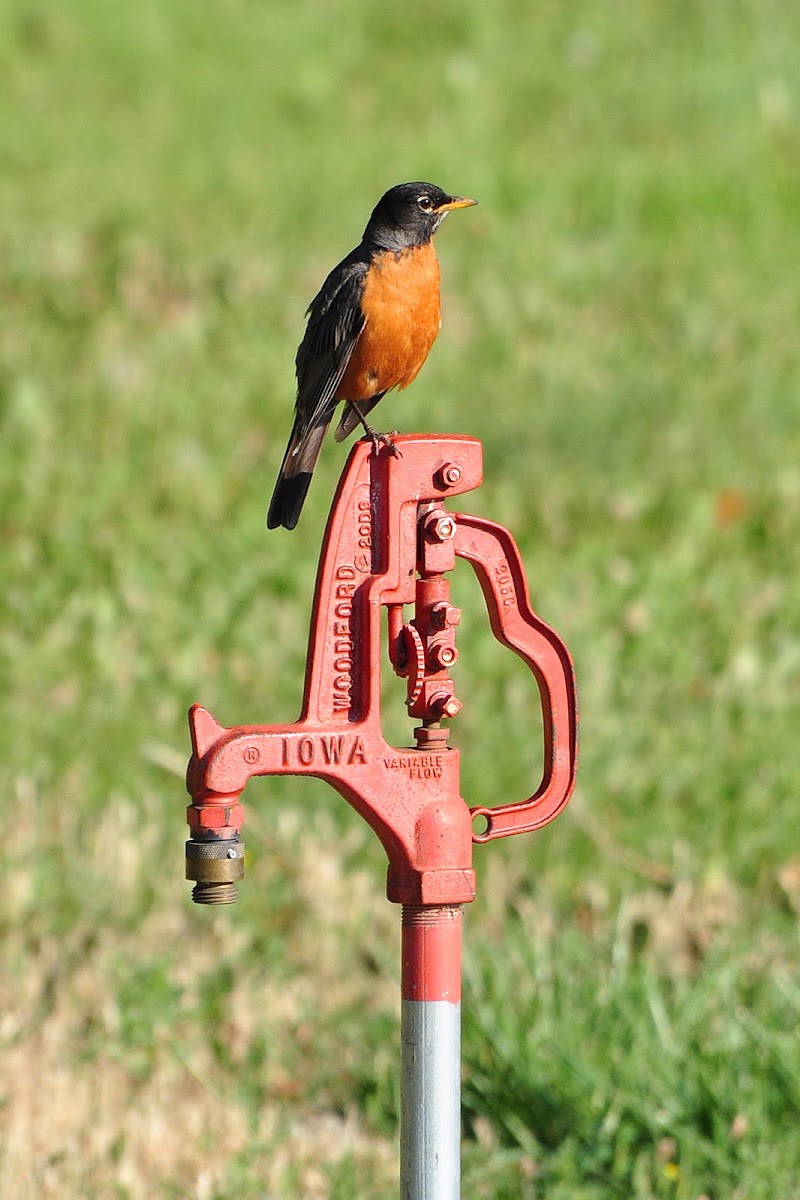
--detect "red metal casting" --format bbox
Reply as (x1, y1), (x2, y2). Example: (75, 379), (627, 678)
(186, 434), (578, 906)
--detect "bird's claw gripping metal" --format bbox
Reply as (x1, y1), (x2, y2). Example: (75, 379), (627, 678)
(185, 434), (578, 905)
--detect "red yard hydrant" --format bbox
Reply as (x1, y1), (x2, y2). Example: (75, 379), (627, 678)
(184, 434), (578, 1200)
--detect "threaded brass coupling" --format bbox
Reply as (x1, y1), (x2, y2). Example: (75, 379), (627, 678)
(185, 838), (245, 905)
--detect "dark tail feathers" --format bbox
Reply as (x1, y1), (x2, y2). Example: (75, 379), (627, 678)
(267, 418), (329, 530)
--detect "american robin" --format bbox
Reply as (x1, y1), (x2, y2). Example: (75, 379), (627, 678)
(267, 181), (477, 530)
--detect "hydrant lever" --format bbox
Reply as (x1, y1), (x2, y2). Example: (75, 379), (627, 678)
(185, 434), (577, 905)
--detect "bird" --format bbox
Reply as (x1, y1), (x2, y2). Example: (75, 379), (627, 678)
(267, 181), (477, 530)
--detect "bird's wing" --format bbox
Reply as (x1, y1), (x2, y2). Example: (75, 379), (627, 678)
(293, 252), (369, 435)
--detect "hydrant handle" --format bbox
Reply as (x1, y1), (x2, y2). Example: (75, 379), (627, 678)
(454, 514), (578, 841)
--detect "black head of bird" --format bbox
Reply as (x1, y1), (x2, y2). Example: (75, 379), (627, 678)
(363, 182), (478, 251)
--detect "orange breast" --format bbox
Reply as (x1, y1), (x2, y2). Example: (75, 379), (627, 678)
(336, 243), (442, 402)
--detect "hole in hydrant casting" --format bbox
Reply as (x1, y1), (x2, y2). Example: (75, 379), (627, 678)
(471, 812), (490, 838)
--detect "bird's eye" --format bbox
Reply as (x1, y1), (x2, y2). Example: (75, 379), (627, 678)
(417, 195), (434, 212)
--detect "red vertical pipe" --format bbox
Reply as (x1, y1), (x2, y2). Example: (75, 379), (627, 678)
(402, 904), (463, 1003)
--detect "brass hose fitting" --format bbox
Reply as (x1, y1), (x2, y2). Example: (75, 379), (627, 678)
(185, 838), (244, 905)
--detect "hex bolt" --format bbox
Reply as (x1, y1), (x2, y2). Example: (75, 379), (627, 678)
(424, 511), (457, 543)
(430, 602), (462, 630)
(429, 643), (459, 670)
(435, 463), (462, 488)
(431, 692), (463, 719)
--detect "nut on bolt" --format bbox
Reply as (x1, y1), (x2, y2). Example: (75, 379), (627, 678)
(435, 463), (462, 489)
(424, 510), (457, 543)
(429, 642), (459, 670)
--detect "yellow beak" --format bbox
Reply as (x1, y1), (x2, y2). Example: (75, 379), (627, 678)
(434, 196), (478, 213)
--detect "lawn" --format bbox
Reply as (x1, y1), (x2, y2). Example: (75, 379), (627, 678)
(2, 1), (799, 1196)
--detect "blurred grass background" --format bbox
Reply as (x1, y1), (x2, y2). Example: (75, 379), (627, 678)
(2, 0), (800, 1196)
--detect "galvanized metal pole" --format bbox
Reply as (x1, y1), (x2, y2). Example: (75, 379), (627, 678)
(400, 904), (463, 1200)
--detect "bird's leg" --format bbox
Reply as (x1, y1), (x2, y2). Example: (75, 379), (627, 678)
(352, 403), (401, 458)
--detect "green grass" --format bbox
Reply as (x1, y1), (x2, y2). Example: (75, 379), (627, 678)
(2, 0), (800, 1195)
